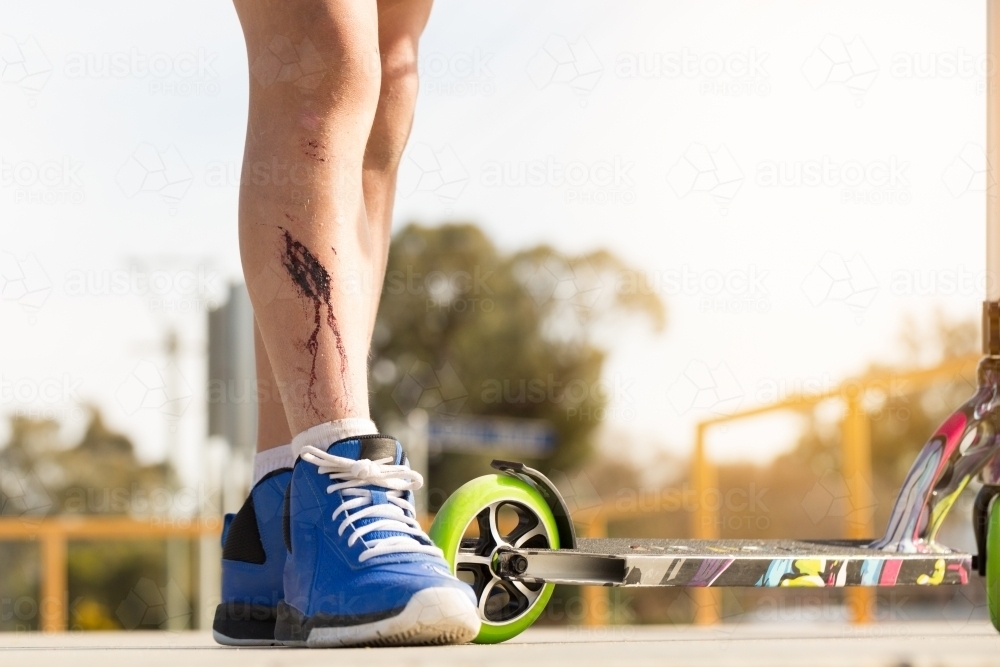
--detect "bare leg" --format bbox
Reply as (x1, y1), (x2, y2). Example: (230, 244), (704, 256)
(223, 6), (480, 649)
(235, 0), (381, 436)
(248, 0), (433, 448)
(363, 0), (434, 338)
(254, 319), (292, 450)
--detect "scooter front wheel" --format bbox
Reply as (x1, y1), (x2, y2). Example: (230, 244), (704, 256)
(989, 494), (1000, 632)
(429, 474), (560, 644)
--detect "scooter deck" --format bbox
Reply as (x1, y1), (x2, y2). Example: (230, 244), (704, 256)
(506, 538), (972, 588)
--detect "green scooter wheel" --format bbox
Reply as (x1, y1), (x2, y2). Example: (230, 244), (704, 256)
(989, 495), (1000, 632)
(429, 474), (560, 644)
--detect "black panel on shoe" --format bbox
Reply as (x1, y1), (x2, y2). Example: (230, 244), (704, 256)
(357, 435), (399, 462)
(222, 493), (266, 564)
(213, 602), (278, 642)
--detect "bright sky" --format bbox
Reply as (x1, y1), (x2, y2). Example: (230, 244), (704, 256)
(0, 0), (988, 484)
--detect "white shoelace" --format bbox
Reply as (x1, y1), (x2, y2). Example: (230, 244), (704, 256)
(299, 445), (444, 563)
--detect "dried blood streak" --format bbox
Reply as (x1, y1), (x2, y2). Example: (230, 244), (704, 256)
(279, 228), (350, 414)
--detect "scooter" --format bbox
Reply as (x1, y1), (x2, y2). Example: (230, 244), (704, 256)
(427, 5), (1000, 644)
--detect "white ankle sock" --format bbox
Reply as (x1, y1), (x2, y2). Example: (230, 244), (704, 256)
(252, 443), (295, 486)
(290, 418), (379, 459)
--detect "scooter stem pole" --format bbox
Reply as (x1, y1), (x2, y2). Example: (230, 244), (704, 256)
(989, 0), (1000, 300)
(986, 1), (1000, 351)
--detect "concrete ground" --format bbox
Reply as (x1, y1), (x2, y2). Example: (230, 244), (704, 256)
(1, 622), (999, 667)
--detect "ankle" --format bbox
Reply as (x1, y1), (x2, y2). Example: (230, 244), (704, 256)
(290, 418), (378, 458)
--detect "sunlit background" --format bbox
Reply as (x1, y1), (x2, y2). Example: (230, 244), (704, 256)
(0, 0), (993, 631)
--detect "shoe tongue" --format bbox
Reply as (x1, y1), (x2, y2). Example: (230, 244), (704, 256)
(325, 436), (418, 548)
(326, 435), (402, 464)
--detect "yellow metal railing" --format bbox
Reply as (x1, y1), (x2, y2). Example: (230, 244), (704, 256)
(0, 516), (221, 632)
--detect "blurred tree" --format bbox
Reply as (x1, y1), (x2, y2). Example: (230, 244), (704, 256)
(0, 409), (176, 631)
(1, 409), (172, 516)
(369, 223), (664, 502)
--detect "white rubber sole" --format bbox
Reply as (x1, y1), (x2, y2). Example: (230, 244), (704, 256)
(212, 630), (283, 647)
(289, 587), (481, 648)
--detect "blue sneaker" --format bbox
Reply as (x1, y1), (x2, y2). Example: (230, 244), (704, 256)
(275, 435), (480, 647)
(213, 468), (292, 646)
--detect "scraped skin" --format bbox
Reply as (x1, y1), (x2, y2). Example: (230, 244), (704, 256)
(278, 226), (351, 409)
(239, 0), (435, 443)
